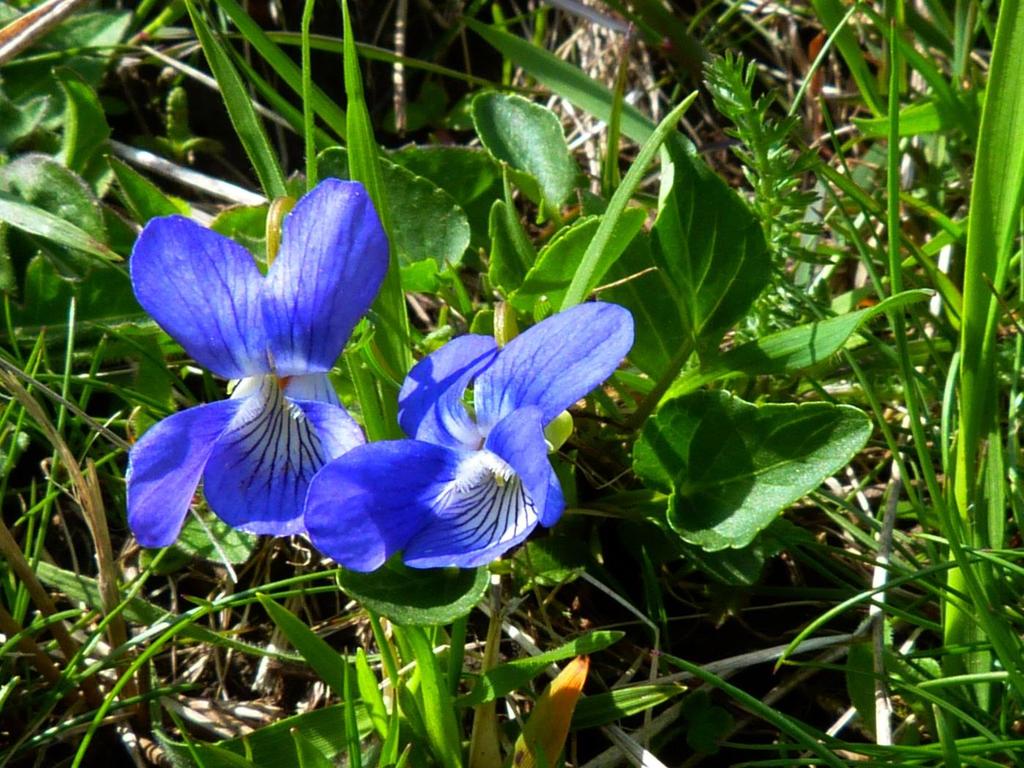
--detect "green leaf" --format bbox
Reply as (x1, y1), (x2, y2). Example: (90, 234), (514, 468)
(845, 643), (876, 736)
(319, 147), (471, 271)
(2, 10), (131, 128)
(0, 89), (50, 149)
(145, 513), (257, 575)
(680, 689), (733, 754)
(0, 155), (115, 270)
(14, 254), (138, 331)
(292, 730), (335, 768)
(391, 145), (501, 249)
(634, 391), (872, 550)
(652, 142), (770, 354)
(210, 204), (269, 265)
(619, 516), (800, 587)
(684, 520), (807, 586)
(511, 534), (589, 588)
(401, 260), (439, 292)
(258, 595), (346, 698)
(55, 67), (110, 188)
(335, 560), (488, 626)
(602, 233), (683, 377)
(466, 19), (657, 146)
(459, 631), (623, 707)
(511, 208), (645, 313)
(486, 193), (537, 294)
(664, 290), (932, 398)
(184, 0), (287, 199)
(471, 91), (578, 208)
(571, 684), (685, 730)
(380, 160), (470, 270)
(160, 703), (374, 768)
(109, 157), (186, 222)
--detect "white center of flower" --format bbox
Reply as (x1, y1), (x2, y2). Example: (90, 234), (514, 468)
(452, 450), (514, 492)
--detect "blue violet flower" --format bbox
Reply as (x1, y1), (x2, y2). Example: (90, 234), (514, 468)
(304, 302), (634, 571)
(127, 179), (387, 548)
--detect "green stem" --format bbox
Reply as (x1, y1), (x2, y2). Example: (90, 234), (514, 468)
(301, 0), (317, 189)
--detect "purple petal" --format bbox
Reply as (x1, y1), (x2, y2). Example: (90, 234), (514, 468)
(404, 406), (550, 568)
(203, 377), (332, 536)
(398, 335), (497, 448)
(130, 216), (268, 379)
(127, 400), (241, 548)
(474, 303), (634, 429)
(292, 399), (365, 459)
(304, 441), (461, 572)
(262, 179), (388, 376)
(283, 372), (341, 406)
(540, 468), (566, 527)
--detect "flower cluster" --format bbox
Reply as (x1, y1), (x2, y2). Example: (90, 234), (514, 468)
(127, 179), (633, 569)
(127, 179), (385, 546)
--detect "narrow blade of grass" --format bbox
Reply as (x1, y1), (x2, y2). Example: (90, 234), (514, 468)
(214, 0), (347, 139)
(258, 594), (345, 698)
(809, 0), (885, 115)
(560, 92), (697, 310)
(947, 0), (1024, 700)
(184, 0), (287, 199)
(405, 626), (463, 768)
(340, 0), (410, 437)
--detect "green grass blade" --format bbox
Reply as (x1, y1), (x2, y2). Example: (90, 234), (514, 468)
(560, 93), (696, 310)
(109, 157), (183, 220)
(302, 0), (316, 188)
(227, 47), (335, 152)
(214, 0), (346, 139)
(266, 31), (494, 88)
(257, 594), (346, 698)
(601, 31), (629, 195)
(342, 658), (362, 768)
(956, 0), (1024, 497)
(292, 728), (334, 768)
(184, 0), (287, 199)
(405, 626), (463, 768)
(340, 0), (410, 437)
(946, 0), (1024, 701)
(809, 0), (885, 115)
(660, 653), (847, 768)
(354, 647), (387, 738)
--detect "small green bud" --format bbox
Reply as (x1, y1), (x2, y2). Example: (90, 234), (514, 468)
(494, 301), (519, 347)
(544, 410), (574, 452)
(265, 195), (296, 266)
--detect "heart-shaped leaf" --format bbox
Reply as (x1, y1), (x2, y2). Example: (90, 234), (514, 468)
(651, 144), (770, 354)
(335, 560), (488, 626)
(634, 391), (871, 550)
(319, 147), (471, 271)
(471, 92), (578, 208)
